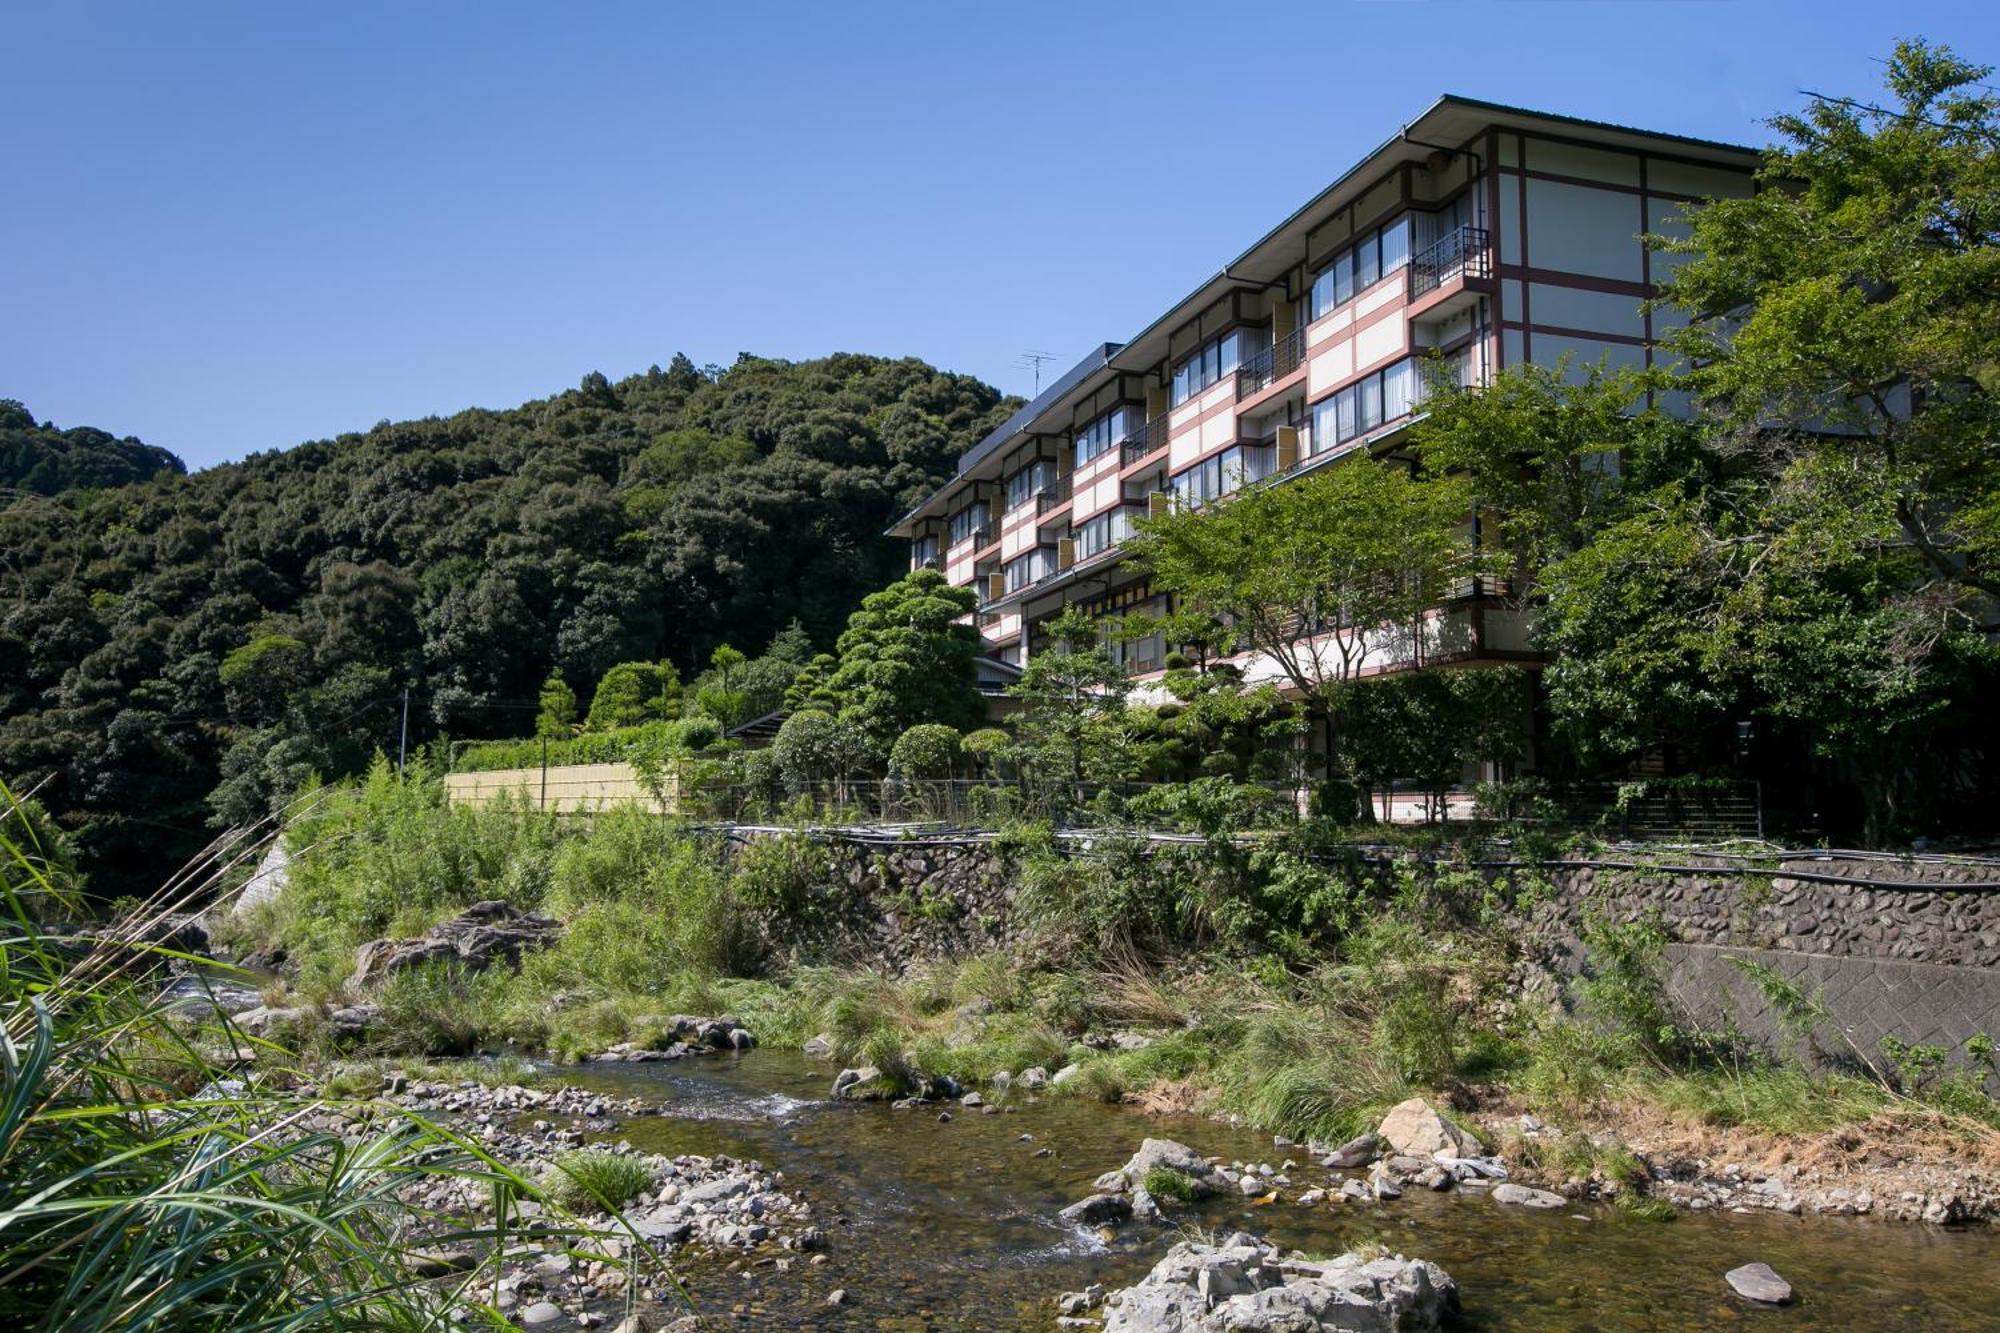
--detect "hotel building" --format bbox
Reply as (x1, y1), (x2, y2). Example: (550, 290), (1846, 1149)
(890, 96), (1758, 686)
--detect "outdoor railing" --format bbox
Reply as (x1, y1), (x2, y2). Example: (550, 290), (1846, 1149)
(1410, 226), (1491, 298)
(1120, 415), (1170, 467)
(1235, 326), (1307, 399)
(1036, 474), (1073, 515)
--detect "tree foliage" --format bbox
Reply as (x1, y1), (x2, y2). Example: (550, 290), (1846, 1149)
(789, 567), (984, 753)
(0, 356), (1012, 891)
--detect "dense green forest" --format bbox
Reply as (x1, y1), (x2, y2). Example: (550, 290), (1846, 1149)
(1, 401), (186, 495)
(0, 355), (1015, 890)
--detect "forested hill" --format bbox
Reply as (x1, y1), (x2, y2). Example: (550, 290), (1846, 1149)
(0, 354), (1016, 890)
(1, 399), (186, 495)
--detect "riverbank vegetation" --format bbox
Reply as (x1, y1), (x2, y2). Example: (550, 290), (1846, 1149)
(0, 783), (638, 1331)
(222, 773), (2000, 1206)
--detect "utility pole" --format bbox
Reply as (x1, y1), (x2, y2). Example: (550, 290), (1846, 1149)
(397, 688), (410, 776)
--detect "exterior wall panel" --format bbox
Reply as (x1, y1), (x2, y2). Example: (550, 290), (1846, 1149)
(1525, 178), (1645, 280)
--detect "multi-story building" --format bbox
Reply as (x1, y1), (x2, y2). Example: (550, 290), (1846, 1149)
(890, 95), (1759, 686)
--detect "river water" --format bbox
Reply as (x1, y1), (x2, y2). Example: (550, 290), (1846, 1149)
(560, 1051), (2000, 1330)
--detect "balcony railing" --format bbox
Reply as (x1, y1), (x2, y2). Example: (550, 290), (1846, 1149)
(1410, 226), (1490, 298)
(1036, 474), (1073, 516)
(1235, 326), (1307, 399)
(1120, 415), (1171, 467)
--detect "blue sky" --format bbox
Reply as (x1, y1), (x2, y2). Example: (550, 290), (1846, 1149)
(4, 2), (1995, 470)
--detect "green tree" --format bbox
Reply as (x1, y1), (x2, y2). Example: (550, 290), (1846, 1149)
(1409, 357), (1695, 594)
(1007, 607), (1131, 787)
(536, 671), (577, 737)
(1128, 456), (1479, 800)
(887, 723), (962, 780)
(217, 635), (309, 726)
(808, 567), (983, 755)
(1655, 38), (2000, 602)
(584, 661), (681, 731)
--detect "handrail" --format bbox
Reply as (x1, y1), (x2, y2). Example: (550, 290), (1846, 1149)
(1120, 415), (1170, 467)
(1236, 326), (1307, 399)
(1410, 226), (1490, 297)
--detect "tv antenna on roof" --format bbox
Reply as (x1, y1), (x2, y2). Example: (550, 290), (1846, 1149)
(1015, 350), (1060, 396)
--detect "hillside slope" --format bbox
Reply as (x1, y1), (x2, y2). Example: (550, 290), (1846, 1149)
(0, 354), (1014, 888)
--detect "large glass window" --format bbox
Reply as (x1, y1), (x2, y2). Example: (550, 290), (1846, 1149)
(948, 502), (983, 547)
(1309, 217), (1413, 321)
(1072, 406), (1135, 466)
(1169, 443), (1276, 509)
(1003, 459), (1054, 512)
(1309, 358), (1422, 456)
(1072, 507), (1134, 559)
(911, 534), (939, 569)
(1171, 328), (1267, 406)
(1003, 546), (1057, 593)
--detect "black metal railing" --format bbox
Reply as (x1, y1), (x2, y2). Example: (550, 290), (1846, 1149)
(1410, 225), (1490, 298)
(1120, 415), (1171, 467)
(967, 523), (996, 550)
(1235, 326), (1307, 399)
(1036, 474), (1073, 515)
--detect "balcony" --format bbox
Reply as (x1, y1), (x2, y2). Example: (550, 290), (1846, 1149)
(1119, 415), (1171, 467)
(1035, 473), (1073, 516)
(1410, 226), (1490, 298)
(1235, 326), (1306, 400)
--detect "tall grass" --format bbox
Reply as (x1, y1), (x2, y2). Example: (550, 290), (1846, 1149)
(0, 780), (582, 1331)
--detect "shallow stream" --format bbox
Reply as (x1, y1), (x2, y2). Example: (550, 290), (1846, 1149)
(561, 1051), (2000, 1330)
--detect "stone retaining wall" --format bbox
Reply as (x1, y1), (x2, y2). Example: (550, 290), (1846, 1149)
(723, 830), (2000, 1064)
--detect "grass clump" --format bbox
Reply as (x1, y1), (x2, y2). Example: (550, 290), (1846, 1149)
(1143, 1165), (1199, 1203)
(545, 1149), (655, 1213)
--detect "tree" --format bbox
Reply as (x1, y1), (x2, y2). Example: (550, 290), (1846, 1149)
(807, 567), (984, 755)
(1409, 357), (1697, 596)
(765, 617), (816, 666)
(770, 709), (867, 795)
(887, 723), (962, 780)
(695, 644), (751, 729)
(1007, 607), (1130, 787)
(1338, 666), (1531, 820)
(1127, 456), (1480, 797)
(1655, 38), (2000, 603)
(217, 635), (309, 726)
(536, 671), (577, 737)
(584, 661), (681, 731)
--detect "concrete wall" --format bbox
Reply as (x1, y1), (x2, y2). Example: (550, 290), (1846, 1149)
(442, 762), (669, 813)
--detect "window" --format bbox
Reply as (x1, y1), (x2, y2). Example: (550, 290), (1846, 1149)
(1169, 443), (1276, 508)
(1309, 217), (1413, 321)
(1004, 459), (1054, 512)
(1003, 547), (1057, 592)
(1171, 327), (1268, 406)
(1072, 507), (1134, 559)
(1073, 406), (1135, 466)
(948, 502), (983, 547)
(1309, 358), (1421, 455)
(911, 534), (939, 569)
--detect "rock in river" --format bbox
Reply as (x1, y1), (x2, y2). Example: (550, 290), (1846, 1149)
(1059, 1193), (1134, 1226)
(1375, 1097), (1476, 1158)
(1725, 1262), (1795, 1304)
(1491, 1182), (1566, 1209)
(1101, 1233), (1457, 1332)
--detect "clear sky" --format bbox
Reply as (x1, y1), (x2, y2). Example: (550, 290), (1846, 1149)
(4, 1), (1995, 470)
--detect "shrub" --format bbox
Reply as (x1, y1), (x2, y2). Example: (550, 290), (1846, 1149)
(960, 727), (1011, 776)
(1143, 1165), (1199, 1203)
(545, 1150), (654, 1213)
(772, 709), (869, 792)
(888, 723), (962, 780)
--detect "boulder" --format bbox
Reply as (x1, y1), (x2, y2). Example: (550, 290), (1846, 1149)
(1320, 1132), (1379, 1169)
(1115, 1138), (1222, 1197)
(1101, 1235), (1457, 1332)
(1724, 1263), (1794, 1305)
(802, 1033), (835, 1060)
(349, 900), (560, 990)
(1491, 1183), (1566, 1209)
(1058, 1193), (1134, 1226)
(1019, 1066), (1050, 1090)
(1375, 1098), (1476, 1158)
(831, 1065), (890, 1100)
